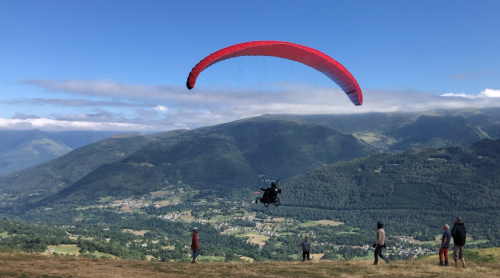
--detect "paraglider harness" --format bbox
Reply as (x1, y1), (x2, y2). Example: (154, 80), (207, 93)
(256, 178), (282, 207)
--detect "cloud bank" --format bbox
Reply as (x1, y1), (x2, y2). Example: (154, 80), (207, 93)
(2, 79), (500, 132)
(441, 89), (500, 99)
(5, 98), (158, 108)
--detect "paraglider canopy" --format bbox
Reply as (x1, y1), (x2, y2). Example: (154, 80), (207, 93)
(186, 40), (363, 106)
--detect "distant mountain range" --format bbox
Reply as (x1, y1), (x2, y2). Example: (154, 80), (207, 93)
(0, 130), (140, 175)
(2, 107), (500, 177)
(2, 109), (500, 252)
(272, 107), (500, 149)
(0, 116), (377, 209)
(0, 132), (175, 207)
(2, 108), (500, 215)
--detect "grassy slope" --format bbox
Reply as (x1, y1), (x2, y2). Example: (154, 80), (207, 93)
(1, 248), (500, 278)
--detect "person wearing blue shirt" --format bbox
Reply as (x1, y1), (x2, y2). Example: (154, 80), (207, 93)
(439, 224), (451, 266)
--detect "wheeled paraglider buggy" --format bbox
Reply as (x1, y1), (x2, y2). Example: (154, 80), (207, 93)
(255, 178), (282, 207)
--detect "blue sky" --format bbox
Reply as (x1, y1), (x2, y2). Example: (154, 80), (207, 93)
(1, 0), (500, 131)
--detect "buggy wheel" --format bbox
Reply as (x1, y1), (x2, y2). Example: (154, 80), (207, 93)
(264, 202), (270, 207)
(274, 197), (280, 206)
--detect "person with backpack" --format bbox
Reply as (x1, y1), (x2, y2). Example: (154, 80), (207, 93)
(451, 217), (467, 268)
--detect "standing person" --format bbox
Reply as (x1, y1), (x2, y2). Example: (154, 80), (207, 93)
(191, 227), (200, 263)
(439, 224), (451, 266)
(297, 236), (311, 261)
(373, 221), (389, 265)
(451, 217), (467, 268)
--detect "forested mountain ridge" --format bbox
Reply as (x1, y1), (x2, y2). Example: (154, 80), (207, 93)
(273, 113), (412, 135)
(272, 108), (499, 150)
(283, 137), (500, 211)
(388, 115), (486, 151)
(31, 116), (377, 208)
(45, 130), (142, 150)
(3, 116), (500, 260)
(2, 108), (499, 177)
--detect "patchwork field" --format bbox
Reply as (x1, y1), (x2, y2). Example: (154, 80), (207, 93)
(43, 244), (80, 255)
(198, 255), (225, 262)
(299, 220), (344, 227)
(154, 200), (172, 206)
(235, 233), (270, 246)
(123, 229), (149, 236)
(41, 244), (116, 259)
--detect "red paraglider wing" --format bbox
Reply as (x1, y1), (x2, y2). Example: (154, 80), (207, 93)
(186, 41), (362, 106)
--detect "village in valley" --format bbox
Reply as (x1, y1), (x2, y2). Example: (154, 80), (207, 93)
(59, 185), (456, 261)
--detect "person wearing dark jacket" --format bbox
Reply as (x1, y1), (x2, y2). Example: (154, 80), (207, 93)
(297, 236), (312, 261)
(451, 217), (467, 268)
(439, 224), (451, 266)
(255, 182), (280, 204)
(373, 221), (389, 265)
(191, 227), (200, 263)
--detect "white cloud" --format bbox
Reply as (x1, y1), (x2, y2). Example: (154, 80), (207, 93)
(479, 89), (500, 98)
(10, 79), (500, 132)
(154, 105), (168, 111)
(0, 117), (143, 131)
(0, 117), (182, 132)
(5, 98), (157, 108)
(441, 89), (500, 99)
(441, 93), (477, 99)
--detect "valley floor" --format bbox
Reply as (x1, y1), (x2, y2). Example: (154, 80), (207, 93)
(1, 251), (499, 278)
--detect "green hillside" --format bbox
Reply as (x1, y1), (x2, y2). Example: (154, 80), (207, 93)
(46, 130), (141, 149)
(273, 109), (500, 150)
(0, 130), (72, 175)
(273, 113), (412, 134)
(0, 132), (179, 208)
(284, 139), (500, 210)
(4, 113), (500, 251)
(267, 138), (500, 243)
(388, 115), (487, 150)
(34, 116), (378, 207)
(0, 130), (145, 176)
